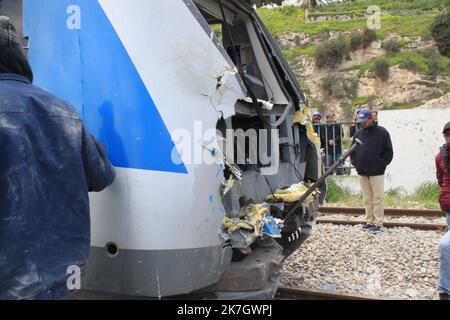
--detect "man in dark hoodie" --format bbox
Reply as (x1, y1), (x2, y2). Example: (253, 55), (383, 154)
(351, 109), (393, 234)
(0, 16), (116, 300)
(436, 122), (450, 300)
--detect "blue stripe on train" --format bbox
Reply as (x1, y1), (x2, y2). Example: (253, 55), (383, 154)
(24, 0), (188, 174)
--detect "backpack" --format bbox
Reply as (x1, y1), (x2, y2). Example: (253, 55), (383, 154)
(440, 145), (450, 174)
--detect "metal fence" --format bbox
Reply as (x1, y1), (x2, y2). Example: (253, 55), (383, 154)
(313, 122), (362, 176)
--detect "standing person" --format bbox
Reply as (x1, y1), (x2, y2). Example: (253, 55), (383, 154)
(372, 110), (379, 125)
(312, 112), (323, 139)
(312, 111), (326, 150)
(436, 122), (450, 300)
(0, 16), (116, 300)
(351, 109), (394, 233)
(322, 114), (343, 175)
(312, 111), (322, 124)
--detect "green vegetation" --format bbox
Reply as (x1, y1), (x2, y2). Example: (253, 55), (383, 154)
(260, 1), (448, 68)
(257, 0), (450, 113)
(349, 28), (377, 51)
(340, 96), (371, 111)
(326, 180), (441, 209)
(413, 182), (441, 203)
(384, 100), (425, 110)
(382, 39), (401, 55)
(315, 37), (350, 69)
(301, 82), (311, 95)
(282, 44), (318, 59)
(304, 0), (449, 13)
(431, 13), (450, 57)
(321, 76), (359, 99)
(345, 50), (450, 78)
(325, 179), (358, 204)
(257, 1), (448, 38)
(322, 75), (344, 98)
(427, 54), (441, 80)
(399, 58), (421, 73)
(373, 58), (390, 81)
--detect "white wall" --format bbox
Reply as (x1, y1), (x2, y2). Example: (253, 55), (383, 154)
(380, 108), (450, 194)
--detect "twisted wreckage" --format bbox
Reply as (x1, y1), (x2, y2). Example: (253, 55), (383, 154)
(1, 0), (325, 299)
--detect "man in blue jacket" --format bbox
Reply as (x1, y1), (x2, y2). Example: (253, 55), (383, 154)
(351, 109), (394, 233)
(0, 16), (116, 299)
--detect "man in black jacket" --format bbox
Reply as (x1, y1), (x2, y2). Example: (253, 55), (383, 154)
(351, 109), (394, 233)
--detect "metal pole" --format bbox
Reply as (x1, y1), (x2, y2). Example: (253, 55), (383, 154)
(284, 138), (364, 220)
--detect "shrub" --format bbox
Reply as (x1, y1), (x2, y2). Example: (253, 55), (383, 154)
(382, 39), (401, 55)
(348, 79), (359, 97)
(361, 28), (377, 49)
(411, 182), (440, 204)
(421, 48), (436, 59)
(427, 54), (440, 79)
(325, 179), (351, 203)
(373, 59), (390, 81)
(431, 13), (450, 57)
(350, 31), (363, 51)
(315, 37), (350, 70)
(321, 75), (346, 99)
(399, 58), (420, 73)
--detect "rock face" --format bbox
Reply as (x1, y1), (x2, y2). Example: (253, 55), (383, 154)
(281, 223), (444, 300)
(419, 93), (450, 109)
(358, 66), (435, 107)
(279, 31), (450, 121)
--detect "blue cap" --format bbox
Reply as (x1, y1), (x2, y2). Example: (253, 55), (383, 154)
(443, 122), (450, 133)
(313, 112), (322, 117)
(357, 108), (372, 123)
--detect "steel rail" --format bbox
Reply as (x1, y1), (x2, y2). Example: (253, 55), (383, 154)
(316, 219), (447, 231)
(276, 286), (389, 300)
(319, 207), (445, 217)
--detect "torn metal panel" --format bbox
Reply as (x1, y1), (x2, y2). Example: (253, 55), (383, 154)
(242, 97), (274, 110)
(210, 67), (246, 120)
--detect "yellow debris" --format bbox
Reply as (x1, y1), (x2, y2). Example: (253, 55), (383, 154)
(293, 110), (306, 125)
(293, 110), (321, 147)
(223, 204), (269, 236)
(267, 183), (316, 204)
(306, 122), (321, 146)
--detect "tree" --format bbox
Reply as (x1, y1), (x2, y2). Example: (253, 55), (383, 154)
(431, 13), (450, 57)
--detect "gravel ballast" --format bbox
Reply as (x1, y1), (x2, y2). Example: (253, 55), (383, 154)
(281, 223), (446, 300)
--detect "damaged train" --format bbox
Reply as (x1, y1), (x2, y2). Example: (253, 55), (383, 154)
(0, 0), (324, 299)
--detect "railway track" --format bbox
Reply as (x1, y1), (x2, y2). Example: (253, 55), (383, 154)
(276, 287), (386, 300)
(317, 207), (447, 231)
(319, 207), (444, 217)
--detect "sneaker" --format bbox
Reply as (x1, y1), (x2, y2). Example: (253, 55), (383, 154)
(370, 225), (384, 234)
(362, 224), (374, 231)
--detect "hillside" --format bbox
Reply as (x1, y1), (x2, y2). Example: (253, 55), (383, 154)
(257, 0), (450, 121)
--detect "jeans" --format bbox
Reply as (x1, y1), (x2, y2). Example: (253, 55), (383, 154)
(439, 214), (450, 295)
(33, 283), (75, 300)
(326, 152), (343, 176)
